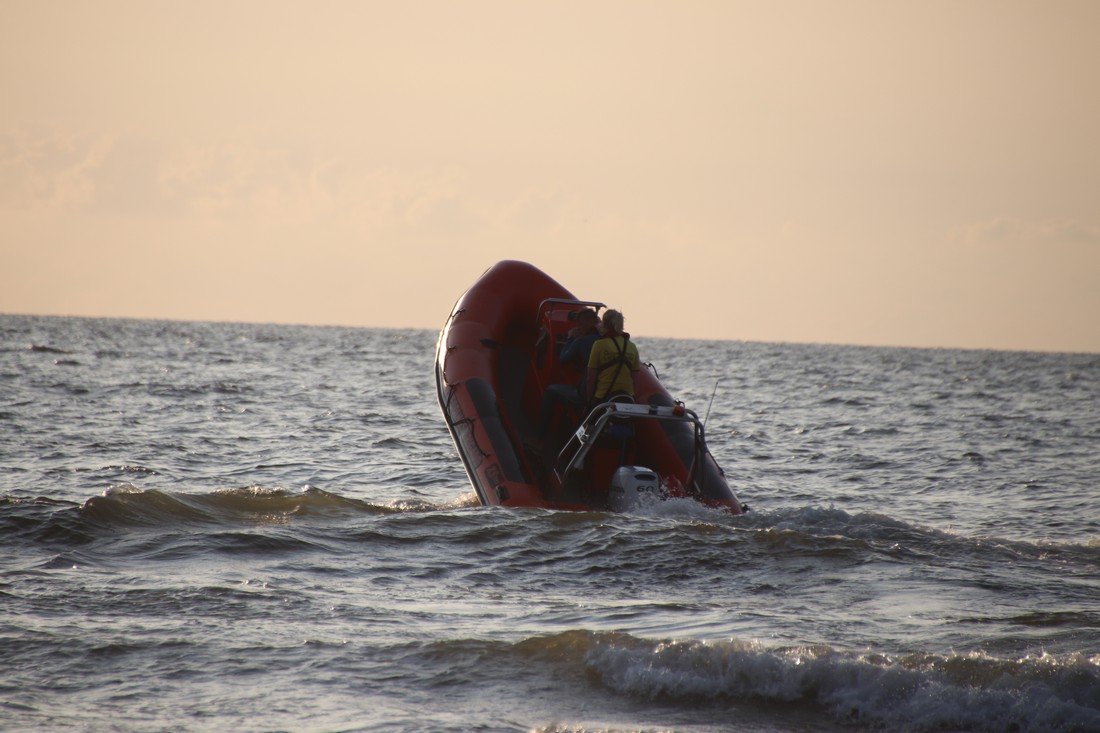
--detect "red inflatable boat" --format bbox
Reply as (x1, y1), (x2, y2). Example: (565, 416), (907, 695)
(435, 260), (746, 513)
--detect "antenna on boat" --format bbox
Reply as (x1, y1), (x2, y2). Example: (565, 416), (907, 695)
(703, 378), (720, 427)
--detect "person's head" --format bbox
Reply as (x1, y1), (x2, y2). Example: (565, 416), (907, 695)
(600, 309), (624, 336)
(576, 308), (599, 328)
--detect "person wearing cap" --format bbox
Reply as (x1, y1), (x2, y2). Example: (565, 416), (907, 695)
(558, 308), (601, 371)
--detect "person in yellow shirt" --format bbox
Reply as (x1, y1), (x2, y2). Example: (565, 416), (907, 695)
(586, 309), (640, 405)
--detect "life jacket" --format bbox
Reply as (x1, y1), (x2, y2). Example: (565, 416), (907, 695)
(594, 334), (633, 400)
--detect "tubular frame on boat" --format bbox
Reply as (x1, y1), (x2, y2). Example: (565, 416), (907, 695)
(555, 402), (710, 490)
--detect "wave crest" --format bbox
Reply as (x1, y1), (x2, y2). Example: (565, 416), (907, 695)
(512, 631), (1100, 732)
(76, 484), (456, 528)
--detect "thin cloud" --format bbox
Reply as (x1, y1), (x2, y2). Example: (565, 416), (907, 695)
(955, 217), (1100, 248)
(0, 129), (477, 230)
(0, 129), (110, 211)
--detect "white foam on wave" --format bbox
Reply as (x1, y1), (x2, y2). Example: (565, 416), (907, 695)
(102, 482), (144, 496)
(636, 497), (733, 522)
(583, 637), (1100, 732)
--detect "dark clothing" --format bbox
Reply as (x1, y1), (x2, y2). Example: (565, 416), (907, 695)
(559, 332), (599, 371)
(537, 330), (599, 438)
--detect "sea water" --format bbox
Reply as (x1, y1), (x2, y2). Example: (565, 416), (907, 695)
(1, 314), (1097, 732)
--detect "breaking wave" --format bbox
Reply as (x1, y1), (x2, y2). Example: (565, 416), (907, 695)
(511, 631), (1100, 732)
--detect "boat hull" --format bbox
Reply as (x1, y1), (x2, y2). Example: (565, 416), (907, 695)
(435, 260), (744, 513)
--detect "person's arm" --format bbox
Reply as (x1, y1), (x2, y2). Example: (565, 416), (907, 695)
(560, 337), (580, 364)
(586, 340), (601, 402)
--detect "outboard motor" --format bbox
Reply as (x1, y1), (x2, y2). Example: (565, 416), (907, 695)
(609, 466), (660, 512)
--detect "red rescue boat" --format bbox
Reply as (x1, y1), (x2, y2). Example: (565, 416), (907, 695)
(435, 260), (746, 513)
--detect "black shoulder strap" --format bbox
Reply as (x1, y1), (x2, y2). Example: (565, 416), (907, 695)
(595, 335), (631, 399)
(595, 334), (629, 374)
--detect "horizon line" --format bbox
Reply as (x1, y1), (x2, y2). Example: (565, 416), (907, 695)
(4, 310), (1097, 357)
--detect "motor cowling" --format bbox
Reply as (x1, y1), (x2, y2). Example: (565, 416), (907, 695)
(609, 466), (660, 512)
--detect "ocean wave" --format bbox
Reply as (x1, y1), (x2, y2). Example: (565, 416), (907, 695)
(78, 484), (433, 526)
(749, 505), (1099, 561)
(6, 490), (1094, 570)
(0, 486), (473, 549)
(512, 630), (1100, 732)
(0, 496), (90, 546)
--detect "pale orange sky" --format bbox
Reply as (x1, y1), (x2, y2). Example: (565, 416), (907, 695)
(3, 1), (1098, 352)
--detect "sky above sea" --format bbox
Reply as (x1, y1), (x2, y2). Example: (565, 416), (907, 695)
(2, 1), (1098, 353)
